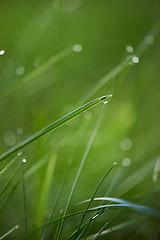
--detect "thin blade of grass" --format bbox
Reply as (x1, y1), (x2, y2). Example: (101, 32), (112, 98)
(0, 225), (19, 240)
(0, 95), (108, 162)
(36, 154), (56, 231)
(20, 159), (28, 240)
(80, 197), (160, 219)
(77, 163), (117, 233)
(56, 105), (108, 240)
(0, 153), (22, 176)
(0, 46), (74, 100)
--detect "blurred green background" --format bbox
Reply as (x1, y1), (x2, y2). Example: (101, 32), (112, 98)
(0, 0), (160, 239)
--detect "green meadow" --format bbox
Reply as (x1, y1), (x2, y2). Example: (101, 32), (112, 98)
(0, 0), (160, 239)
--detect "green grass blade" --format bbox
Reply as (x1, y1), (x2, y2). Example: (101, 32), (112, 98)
(0, 225), (19, 240)
(77, 163), (117, 232)
(36, 154), (56, 229)
(20, 159), (28, 240)
(0, 95), (109, 162)
(0, 152), (22, 176)
(80, 197), (160, 219)
(56, 104), (108, 240)
(0, 46), (74, 100)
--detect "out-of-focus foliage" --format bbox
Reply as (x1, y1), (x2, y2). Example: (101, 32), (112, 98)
(0, 0), (160, 239)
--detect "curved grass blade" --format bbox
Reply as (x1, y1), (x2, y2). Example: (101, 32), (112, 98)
(80, 197), (160, 219)
(77, 163), (117, 232)
(0, 225), (19, 239)
(0, 95), (109, 162)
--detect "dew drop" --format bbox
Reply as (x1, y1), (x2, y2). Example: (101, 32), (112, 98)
(73, 44), (82, 52)
(83, 111), (92, 120)
(127, 55), (139, 65)
(101, 95), (112, 104)
(16, 67), (25, 76)
(113, 162), (117, 165)
(17, 127), (23, 135)
(22, 158), (27, 163)
(126, 45), (134, 53)
(122, 158), (131, 167)
(145, 35), (154, 45)
(120, 138), (133, 151)
(132, 56), (139, 64)
(4, 131), (16, 146)
(0, 49), (5, 55)
(18, 152), (22, 156)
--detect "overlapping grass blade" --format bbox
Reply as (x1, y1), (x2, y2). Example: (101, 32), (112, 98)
(80, 197), (160, 218)
(0, 95), (108, 162)
(56, 105), (107, 240)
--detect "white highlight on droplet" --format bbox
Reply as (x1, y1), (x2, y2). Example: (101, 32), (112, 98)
(113, 162), (117, 165)
(16, 67), (25, 76)
(83, 111), (92, 120)
(22, 159), (27, 163)
(122, 158), (131, 167)
(153, 157), (160, 183)
(4, 131), (16, 146)
(17, 127), (23, 135)
(0, 50), (5, 55)
(126, 45), (134, 53)
(145, 35), (154, 45)
(132, 56), (139, 64)
(18, 152), (22, 156)
(73, 44), (82, 52)
(120, 138), (133, 151)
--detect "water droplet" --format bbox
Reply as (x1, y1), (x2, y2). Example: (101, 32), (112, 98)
(145, 35), (154, 45)
(126, 45), (134, 53)
(16, 67), (25, 76)
(18, 152), (22, 156)
(22, 158), (27, 163)
(4, 132), (16, 146)
(113, 162), (117, 165)
(16, 225), (19, 229)
(83, 111), (92, 120)
(120, 138), (133, 151)
(73, 44), (82, 52)
(17, 127), (23, 135)
(0, 49), (5, 55)
(122, 158), (131, 167)
(101, 95), (112, 104)
(132, 56), (139, 64)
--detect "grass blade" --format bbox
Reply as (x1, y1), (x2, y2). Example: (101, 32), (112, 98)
(56, 105), (108, 240)
(80, 197), (160, 219)
(0, 153), (22, 176)
(0, 95), (109, 162)
(0, 225), (19, 239)
(0, 46), (75, 100)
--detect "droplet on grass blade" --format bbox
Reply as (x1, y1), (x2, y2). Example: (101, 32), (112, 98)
(126, 45), (134, 53)
(4, 132), (16, 146)
(121, 138), (133, 151)
(22, 158), (27, 163)
(0, 49), (5, 55)
(145, 35), (154, 45)
(16, 67), (25, 76)
(127, 55), (139, 65)
(122, 158), (131, 166)
(101, 94), (112, 104)
(73, 44), (82, 52)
